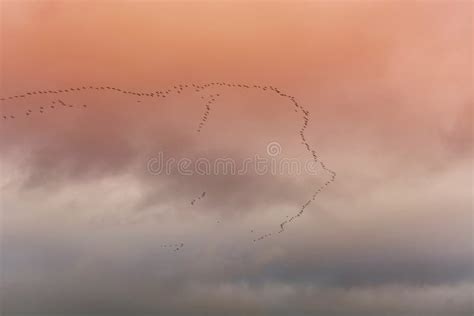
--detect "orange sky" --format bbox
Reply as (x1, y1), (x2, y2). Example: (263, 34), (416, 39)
(0, 1), (472, 315)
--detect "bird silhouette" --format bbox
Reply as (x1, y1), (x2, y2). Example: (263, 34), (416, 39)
(0, 81), (335, 242)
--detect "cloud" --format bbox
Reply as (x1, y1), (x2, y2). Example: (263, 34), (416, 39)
(0, 1), (472, 315)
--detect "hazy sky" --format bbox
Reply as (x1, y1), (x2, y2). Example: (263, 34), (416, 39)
(0, 1), (472, 315)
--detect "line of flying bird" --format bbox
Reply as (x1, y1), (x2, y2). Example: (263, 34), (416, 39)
(190, 191), (206, 206)
(0, 81), (336, 246)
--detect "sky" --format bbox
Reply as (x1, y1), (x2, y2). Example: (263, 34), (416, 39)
(0, 1), (472, 315)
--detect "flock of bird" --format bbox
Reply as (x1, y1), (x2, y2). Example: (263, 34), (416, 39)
(190, 191), (206, 205)
(0, 81), (336, 245)
(2, 98), (87, 120)
(197, 94), (219, 133)
(160, 242), (184, 252)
